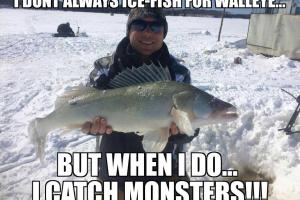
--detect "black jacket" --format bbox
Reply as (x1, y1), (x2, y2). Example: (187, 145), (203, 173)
(89, 37), (191, 89)
(163, 129), (199, 175)
(163, 134), (197, 155)
(89, 37), (191, 186)
(56, 23), (75, 37)
(98, 132), (145, 189)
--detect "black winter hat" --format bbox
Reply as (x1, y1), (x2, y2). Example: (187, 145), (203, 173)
(126, 7), (168, 38)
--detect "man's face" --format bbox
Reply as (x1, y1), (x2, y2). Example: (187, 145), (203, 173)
(129, 17), (164, 58)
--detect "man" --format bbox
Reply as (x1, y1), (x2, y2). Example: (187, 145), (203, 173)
(82, 7), (192, 197)
(88, 8), (190, 90)
(56, 22), (75, 37)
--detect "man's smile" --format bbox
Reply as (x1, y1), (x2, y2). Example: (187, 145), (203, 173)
(139, 40), (154, 45)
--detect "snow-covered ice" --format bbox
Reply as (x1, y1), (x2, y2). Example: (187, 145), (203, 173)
(0, 9), (300, 200)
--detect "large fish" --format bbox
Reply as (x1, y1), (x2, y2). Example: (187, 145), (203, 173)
(28, 64), (238, 159)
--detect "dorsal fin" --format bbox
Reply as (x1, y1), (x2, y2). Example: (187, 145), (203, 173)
(109, 62), (171, 88)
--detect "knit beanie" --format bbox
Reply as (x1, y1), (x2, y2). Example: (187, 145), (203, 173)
(126, 7), (168, 38)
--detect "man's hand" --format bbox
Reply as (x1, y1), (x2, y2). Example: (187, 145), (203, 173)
(81, 116), (113, 135)
(194, 128), (200, 137)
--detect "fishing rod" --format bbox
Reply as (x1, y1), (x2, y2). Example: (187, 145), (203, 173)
(76, 21), (80, 37)
(278, 89), (300, 135)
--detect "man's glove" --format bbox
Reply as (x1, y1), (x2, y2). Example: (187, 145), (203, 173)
(194, 128), (200, 137)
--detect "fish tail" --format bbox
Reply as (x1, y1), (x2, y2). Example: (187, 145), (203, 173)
(28, 118), (47, 161)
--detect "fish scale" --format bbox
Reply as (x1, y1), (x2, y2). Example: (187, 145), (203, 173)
(28, 80), (238, 160)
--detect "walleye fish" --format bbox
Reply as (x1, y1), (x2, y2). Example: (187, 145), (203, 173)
(28, 63), (238, 159)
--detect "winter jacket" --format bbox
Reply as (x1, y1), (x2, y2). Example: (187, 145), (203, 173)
(163, 133), (198, 155)
(56, 23), (75, 37)
(98, 132), (146, 190)
(163, 129), (199, 175)
(88, 37), (191, 188)
(89, 37), (191, 89)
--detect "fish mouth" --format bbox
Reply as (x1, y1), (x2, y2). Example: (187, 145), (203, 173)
(208, 98), (238, 121)
(222, 106), (238, 118)
(192, 106), (238, 126)
(212, 106), (238, 120)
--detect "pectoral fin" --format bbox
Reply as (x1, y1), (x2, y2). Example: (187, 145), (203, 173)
(60, 123), (83, 135)
(171, 106), (194, 136)
(142, 128), (169, 152)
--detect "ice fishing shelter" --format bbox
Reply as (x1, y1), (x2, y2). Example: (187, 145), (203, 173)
(246, 0), (300, 59)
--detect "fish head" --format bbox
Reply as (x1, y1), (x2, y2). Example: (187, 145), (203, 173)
(173, 90), (238, 126)
(207, 97), (237, 122)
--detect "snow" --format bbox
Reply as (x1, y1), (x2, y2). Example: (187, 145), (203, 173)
(1, 8), (300, 200)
